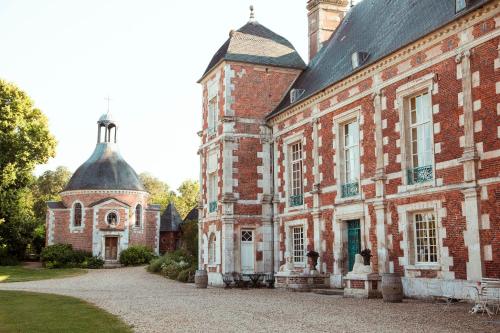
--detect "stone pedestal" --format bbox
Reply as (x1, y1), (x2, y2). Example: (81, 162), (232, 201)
(344, 272), (381, 299)
(275, 272), (329, 291)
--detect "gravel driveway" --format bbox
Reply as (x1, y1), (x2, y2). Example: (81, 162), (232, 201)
(1, 266), (497, 333)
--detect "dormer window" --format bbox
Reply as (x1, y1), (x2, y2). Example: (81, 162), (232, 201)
(456, 0), (467, 13)
(290, 89), (305, 104)
(351, 51), (369, 70)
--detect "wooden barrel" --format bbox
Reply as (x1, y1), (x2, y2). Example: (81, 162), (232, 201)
(381, 273), (403, 302)
(194, 270), (208, 288)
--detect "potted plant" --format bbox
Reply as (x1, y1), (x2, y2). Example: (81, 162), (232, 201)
(360, 249), (372, 266)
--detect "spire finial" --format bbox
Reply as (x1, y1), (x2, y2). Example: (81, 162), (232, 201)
(105, 95), (111, 114)
(249, 5), (255, 22)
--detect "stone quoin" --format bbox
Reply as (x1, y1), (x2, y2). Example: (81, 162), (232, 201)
(197, 0), (500, 298)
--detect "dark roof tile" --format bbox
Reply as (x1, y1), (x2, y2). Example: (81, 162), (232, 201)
(269, 0), (491, 117)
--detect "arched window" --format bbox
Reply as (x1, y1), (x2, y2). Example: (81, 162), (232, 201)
(135, 204), (142, 227)
(208, 233), (216, 265)
(107, 212), (118, 225)
(73, 203), (82, 227)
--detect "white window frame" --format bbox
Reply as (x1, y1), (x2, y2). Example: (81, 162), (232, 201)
(397, 200), (447, 273)
(208, 232), (217, 265)
(284, 219), (307, 268)
(207, 79), (218, 136)
(70, 201), (85, 232)
(396, 74), (437, 192)
(283, 132), (304, 211)
(333, 108), (362, 203)
(413, 211), (438, 264)
(456, 0), (466, 13)
(207, 149), (218, 215)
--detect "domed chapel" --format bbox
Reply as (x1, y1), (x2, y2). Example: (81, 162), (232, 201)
(46, 113), (160, 262)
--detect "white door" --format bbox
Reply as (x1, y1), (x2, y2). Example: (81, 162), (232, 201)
(241, 230), (255, 273)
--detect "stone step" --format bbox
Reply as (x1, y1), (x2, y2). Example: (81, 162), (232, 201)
(103, 263), (122, 269)
(312, 289), (344, 296)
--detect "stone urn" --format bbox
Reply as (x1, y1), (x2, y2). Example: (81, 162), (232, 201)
(306, 251), (319, 271)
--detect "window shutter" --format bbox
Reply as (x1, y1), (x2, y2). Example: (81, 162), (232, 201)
(203, 234), (208, 264)
(215, 231), (221, 265)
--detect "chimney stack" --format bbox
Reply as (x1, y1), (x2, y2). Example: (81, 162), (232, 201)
(307, 0), (349, 61)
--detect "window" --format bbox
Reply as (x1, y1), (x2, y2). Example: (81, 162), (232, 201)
(341, 120), (360, 197)
(456, 0), (466, 13)
(292, 226), (304, 264)
(107, 212), (118, 225)
(73, 203), (82, 227)
(135, 204), (142, 227)
(241, 230), (253, 242)
(207, 150), (218, 213)
(208, 233), (216, 265)
(289, 141), (303, 207)
(414, 212), (438, 264)
(407, 93), (433, 185)
(208, 96), (218, 135)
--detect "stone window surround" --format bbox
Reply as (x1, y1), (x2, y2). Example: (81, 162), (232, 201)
(283, 131), (305, 212)
(332, 203), (368, 277)
(69, 200), (85, 233)
(333, 107), (362, 204)
(132, 203), (144, 231)
(284, 219), (308, 268)
(205, 224), (221, 268)
(396, 73), (437, 192)
(207, 75), (220, 137)
(105, 209), (120, 227)
(397, 200), (452, 276)
(206, 147), (219, 217)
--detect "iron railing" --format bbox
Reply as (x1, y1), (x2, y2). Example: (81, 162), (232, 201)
(209, 201), (217, 213)
(407, 165), (433, 185)
(341, 182), (359, 198)
(289, 194), (304, 207)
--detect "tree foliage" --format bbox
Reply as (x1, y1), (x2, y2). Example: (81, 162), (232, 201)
(171, 180), (199, 219)
(0, 79), (57, 258)
(138, 173), (199, 219)
(32, 166), (72, 222)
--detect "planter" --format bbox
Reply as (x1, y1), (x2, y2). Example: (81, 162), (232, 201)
(194, 269), (208, 288)
(381, 273), (403, 303)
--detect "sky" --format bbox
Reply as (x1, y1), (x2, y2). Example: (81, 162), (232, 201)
(0, 0), (361, 190)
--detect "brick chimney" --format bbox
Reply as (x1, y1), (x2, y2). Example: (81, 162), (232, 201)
(307, 0), (349, 60)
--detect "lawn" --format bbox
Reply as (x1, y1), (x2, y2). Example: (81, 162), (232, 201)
(0, 290), (132, 333)
(0, 266), (86, 283)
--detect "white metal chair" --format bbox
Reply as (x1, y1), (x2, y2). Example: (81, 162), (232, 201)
(469, 278), (500, 317)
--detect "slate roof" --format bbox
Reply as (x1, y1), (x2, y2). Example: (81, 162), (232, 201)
(183, 207), (198, 222)
(200, 21), (306, 81)
(160, 203), (183, 232)
(47, 201), (66, 209)
(269, 0), (491, 118)
(64, 143), (146, 192)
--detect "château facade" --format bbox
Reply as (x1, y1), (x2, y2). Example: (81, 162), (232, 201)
(197, 0), (499, 298)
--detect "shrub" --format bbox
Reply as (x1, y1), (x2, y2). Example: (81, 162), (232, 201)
(119, 245), (155, 266)
(0, 246), (19, 266)
(40, 244), (75, 268)
(84, 256), (105, 269)
(40, 244), (93, 268)
(148, 249), (197, 283)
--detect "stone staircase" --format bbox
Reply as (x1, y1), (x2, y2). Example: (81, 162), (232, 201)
(312, 288), (344, 296)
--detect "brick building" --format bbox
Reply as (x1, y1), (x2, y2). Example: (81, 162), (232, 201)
(198, 0), (500, 296)
(46, 113), (160, 263)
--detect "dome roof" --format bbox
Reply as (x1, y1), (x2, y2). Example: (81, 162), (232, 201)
(98, 112), (116, 124)
(64, 143), (146, 192)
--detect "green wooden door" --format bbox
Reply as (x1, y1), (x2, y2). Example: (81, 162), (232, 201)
(347, 220), (361, 271)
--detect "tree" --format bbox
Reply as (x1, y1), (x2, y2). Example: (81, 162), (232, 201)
(139, 172), (174, 210)
(0, 79), (57, 258)
(172, 180), (199, 219)
(30, 166), (72, 254)
(32, 166), (72, 222)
